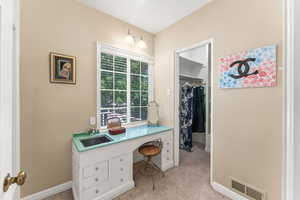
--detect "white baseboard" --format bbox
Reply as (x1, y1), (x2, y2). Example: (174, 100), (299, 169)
(211, 182), (248, 200)
(22, 181), (72, 200)
(22, 180), (243, 200)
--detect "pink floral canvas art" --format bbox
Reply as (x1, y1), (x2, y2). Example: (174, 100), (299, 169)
(219, 45), (277, 88)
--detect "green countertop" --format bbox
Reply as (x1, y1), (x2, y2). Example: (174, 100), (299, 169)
(73, 125), (173, 152)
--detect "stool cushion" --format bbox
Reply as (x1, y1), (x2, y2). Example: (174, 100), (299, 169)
(139, 145), (161, 156)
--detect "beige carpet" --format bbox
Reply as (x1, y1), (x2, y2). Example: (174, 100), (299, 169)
(43, 143), (228, 200)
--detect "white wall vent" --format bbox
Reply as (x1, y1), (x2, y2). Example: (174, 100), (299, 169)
(230, 178), (266, 200)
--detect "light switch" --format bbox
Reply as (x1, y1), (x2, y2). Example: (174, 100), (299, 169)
(90, 116), (96, 126)
(167, 88), (171, 96)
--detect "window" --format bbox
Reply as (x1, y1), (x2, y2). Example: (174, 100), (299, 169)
(97, 44), (153, 128)
(130, 60), (149, 122)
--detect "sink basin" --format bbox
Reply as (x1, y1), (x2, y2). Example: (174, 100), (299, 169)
(80, 135), (113, 147)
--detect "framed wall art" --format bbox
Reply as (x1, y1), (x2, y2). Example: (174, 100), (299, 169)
(219, 45), (277, 88)
(49, 52), (76, 84)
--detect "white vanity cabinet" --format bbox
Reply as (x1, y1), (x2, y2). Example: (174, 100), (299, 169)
(72, 147), (134, 200)
(72, 128), (174, 200)
(152, 132), (174, 171)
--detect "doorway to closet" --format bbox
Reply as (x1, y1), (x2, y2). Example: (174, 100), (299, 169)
(174, 39), (213, 182)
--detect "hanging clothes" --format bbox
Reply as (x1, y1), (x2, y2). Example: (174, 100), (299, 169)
(180, 83), (194, 152)
(192, 86), (206, 132)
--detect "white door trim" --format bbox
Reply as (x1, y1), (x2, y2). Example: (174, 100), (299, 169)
(13, 0), (21, 198)
(284, 0), (294, 199)
(174, 38), (214, 184)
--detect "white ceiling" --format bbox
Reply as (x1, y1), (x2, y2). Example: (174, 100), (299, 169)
(78, 0), (210, 33)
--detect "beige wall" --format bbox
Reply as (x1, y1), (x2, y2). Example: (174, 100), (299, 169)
(154, 0), (283, 199)
(20, 0), (154, 196)
(21, 0), (284, 198)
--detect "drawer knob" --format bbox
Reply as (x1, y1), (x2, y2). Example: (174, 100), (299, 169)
(120, 158), (123, 162)
(120, 178), (124, 182)
(120, 168), (124, 171)
(167, 150), (169, 152)
(95, 189), (99, 194)
(95, 167), (99, 171)
(95, 178), (99, 182)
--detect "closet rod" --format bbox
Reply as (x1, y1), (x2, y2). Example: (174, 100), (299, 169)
(180, 75), (203, 81)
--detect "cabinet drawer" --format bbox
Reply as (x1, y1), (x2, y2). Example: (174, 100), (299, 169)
(163, 140), (172, 152)
(83, 172), (108, 190)
(164, 140), (172, 148)
(111, 154), (131, 169)
(111, 175), (130, 188)
(83, 182), (110, 200)
(163, 140), (173, 162)
(83, 161), (108, 178)
(110, 154), (132, 188)
(164, 152), (172, 162)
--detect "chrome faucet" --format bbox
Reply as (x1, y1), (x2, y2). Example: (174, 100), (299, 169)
(88, 128), (99, 136)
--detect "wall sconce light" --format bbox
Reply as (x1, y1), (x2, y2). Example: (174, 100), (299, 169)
(137, 36), (147, 49)
(125, 29), (147, 49)
(125, 30), (135, 46)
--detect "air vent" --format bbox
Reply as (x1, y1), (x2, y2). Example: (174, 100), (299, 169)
(231, 179), (246, 194)
(246, 186), (264, 200)
(230, 178), (266, 200)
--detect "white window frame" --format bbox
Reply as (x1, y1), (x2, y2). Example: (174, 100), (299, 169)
(96, 42), (154, 129)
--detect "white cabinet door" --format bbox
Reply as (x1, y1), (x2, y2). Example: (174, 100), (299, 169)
(0, 0), (22, 200)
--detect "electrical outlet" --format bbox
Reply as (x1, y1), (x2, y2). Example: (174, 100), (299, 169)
(90, 116), (96, 126)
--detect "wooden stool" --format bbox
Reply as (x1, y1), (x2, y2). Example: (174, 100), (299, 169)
(138, 140), (165, 190)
